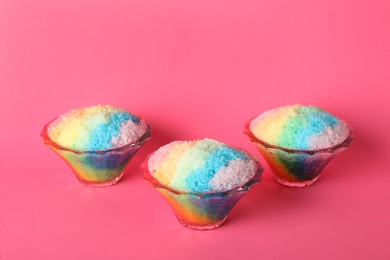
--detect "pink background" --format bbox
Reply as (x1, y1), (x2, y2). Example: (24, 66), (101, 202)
(1, 0), (389, 259)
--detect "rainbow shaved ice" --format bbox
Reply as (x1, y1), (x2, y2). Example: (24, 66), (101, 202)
(144, 138), (262, 229)
(42, 105), (150, 186)
(246, 104), (353, 187)
(148, 138), (257, 193)
(249, 104), (349, 150)
(48, 105), (147, 151)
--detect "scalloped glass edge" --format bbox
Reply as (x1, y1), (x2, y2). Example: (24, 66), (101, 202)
(243, 117), (355, 156)
(141, 148), (263, 198)
(41, 117), (152, 155)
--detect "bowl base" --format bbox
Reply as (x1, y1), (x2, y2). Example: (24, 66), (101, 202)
(178, 216), (228, 231)
(274, 174), (320, 187)
(77, 172), (124, 187)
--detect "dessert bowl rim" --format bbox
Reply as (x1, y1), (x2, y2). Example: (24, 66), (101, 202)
(41, 116), (152, 154)
(244, 117), (355, 155)
(142, 146), (263, 198)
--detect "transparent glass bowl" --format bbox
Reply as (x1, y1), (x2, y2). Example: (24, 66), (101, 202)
(244, 120), (354, 187)
(41, 118), (151, 187)
(142, 150), (263, 230)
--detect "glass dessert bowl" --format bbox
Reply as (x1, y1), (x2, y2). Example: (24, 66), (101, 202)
(142, 139), (263, 230)
(41, 105), (151, 187)
(244, 119), (354, 187)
